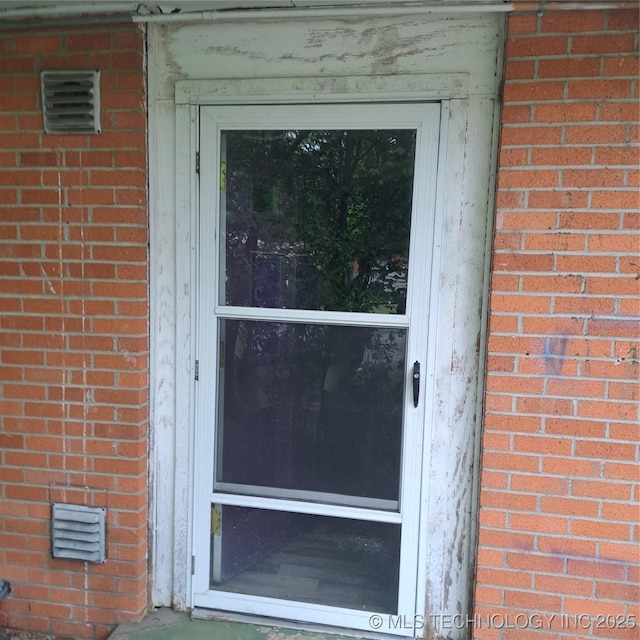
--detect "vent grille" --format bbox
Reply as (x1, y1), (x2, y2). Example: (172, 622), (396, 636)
(41, 70), (101, 134)
(51, 503), (106, 563)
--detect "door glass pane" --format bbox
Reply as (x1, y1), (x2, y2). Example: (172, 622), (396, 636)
(216, 319), (406, 503)
(210, 506), (400, 614)
(221, 129), (415, 314)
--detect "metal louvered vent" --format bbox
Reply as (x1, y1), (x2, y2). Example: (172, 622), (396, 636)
(51, 503), (106, 563)
(41, 70), (101, 134)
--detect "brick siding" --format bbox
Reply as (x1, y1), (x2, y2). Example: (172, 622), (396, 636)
(0, 23), (148, 639)
(474, 8), (639, 640)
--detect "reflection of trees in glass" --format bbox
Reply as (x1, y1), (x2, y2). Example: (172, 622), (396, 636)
(224, 129), (416, 313)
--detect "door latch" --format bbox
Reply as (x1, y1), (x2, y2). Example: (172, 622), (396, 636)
(413, 361), (420, 407)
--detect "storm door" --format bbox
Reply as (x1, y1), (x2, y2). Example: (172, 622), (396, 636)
(192, 103), (441, 635)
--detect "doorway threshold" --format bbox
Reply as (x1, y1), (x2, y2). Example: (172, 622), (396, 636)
(109, 608), (402, 640)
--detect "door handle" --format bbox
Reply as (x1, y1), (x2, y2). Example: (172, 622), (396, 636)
(412, 361), (420, 407)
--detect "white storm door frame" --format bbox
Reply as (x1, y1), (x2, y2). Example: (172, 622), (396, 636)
(191, 101), (442, 637)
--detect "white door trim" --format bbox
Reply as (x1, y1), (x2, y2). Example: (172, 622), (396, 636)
(156, 67), (498, 640)
(149, 12), (502, 639)
(175, 73), (469, 105)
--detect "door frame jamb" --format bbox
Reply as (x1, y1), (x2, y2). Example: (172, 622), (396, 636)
(170, 73), (487, 637)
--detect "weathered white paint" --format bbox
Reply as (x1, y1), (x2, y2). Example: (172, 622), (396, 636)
(148, 10), (503, 638)
(417, 96), (500, 640)
(148, 44), (176, 606)
(175, 73), (470, 105)
(152, 14), (501, 100)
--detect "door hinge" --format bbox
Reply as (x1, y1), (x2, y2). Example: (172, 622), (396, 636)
(220, 161), (226, 191)
(191, 555), (195, 575)
(194, 359), (199, 381)
(195, 151), (200, 174)
(211, 508), (221, 536)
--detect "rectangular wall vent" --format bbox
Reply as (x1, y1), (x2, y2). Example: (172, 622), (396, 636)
(41, 70), (101, 134)
(51, 503), (106, 563)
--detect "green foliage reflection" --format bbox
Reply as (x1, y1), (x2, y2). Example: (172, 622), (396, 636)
(224, 128), (416, 313)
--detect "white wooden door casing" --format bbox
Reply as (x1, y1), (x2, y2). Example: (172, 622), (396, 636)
(148, 11), (503, 638)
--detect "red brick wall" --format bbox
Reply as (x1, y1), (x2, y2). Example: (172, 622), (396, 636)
(475, 8), (639, 640)
(1, 8), (638, 640)
(0, 23), (148, 639)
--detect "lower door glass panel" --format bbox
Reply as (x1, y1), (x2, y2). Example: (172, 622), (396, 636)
(216, 320), (406, 503)
(210, 505), (400, 613)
